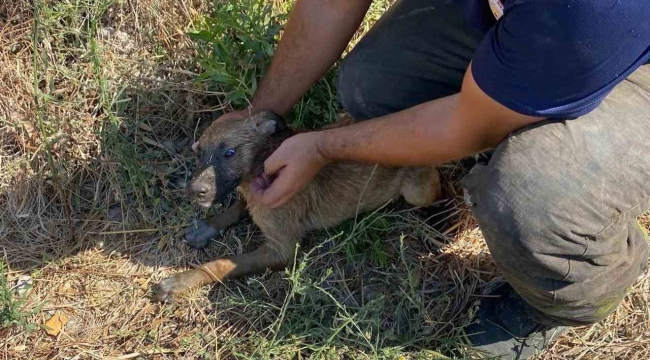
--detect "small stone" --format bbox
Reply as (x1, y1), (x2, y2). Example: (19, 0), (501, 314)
(106, 204), (123, 222)
(15, 275), (32, 297)
(160, 199), (171, 212)
(161, 140), (177, 154)
(114, 30), (129, 43)
(101, 27), (115, 37)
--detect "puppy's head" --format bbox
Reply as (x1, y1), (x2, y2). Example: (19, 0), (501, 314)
(188, 111), (287, 207)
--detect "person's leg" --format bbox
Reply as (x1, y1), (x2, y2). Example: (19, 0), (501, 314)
(337, 0), (483, 120)
(339, 0), (650, 357)
(462, 65), (650, 356)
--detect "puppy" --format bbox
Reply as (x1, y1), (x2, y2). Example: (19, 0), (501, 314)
(152, 112), (440, 301)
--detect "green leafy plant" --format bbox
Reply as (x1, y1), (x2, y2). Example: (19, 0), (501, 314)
(190, 0), (288, 108)
(341, 212), (392, 268)
(0, 261), (38, 332)
(190, 0), (342, 129)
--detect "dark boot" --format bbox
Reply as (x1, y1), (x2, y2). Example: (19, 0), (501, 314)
(464, 284), (568, 359)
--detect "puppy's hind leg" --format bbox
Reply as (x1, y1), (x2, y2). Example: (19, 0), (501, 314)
(400, 167), (442, 207)
(185, 199), (247, 249)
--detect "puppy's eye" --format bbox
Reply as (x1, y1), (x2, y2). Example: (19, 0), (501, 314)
(224, 149), (235, 158)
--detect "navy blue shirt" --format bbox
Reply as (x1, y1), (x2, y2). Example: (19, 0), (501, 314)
(461, 0), (650, 119)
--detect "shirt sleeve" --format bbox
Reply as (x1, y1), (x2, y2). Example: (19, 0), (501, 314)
(471, 0), (650, 119)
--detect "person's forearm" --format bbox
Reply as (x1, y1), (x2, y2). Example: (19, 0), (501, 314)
(317, 95), (477, 167)
(315, 66), (544, 168)
(251, 0), (372, 115)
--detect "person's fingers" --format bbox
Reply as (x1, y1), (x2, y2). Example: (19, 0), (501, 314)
(261, 172), (274, 185)
(260, 168), (296, 207)
(259, 175), (291, 206)
(226, 111), (246, 121)
(264, 178), (299, 208)
(267, 193), (295, 209)
(265, 186), (298, 208)
(264, 148), (286, 176)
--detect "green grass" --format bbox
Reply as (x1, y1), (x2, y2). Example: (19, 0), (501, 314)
(188, 0), (393, 132)
(179, 217), (470, 359)
(190, 0), (287, 109)
(4, 0), (649, 359)
(190, 0), (343, 129)
(0, 261), (38, 333)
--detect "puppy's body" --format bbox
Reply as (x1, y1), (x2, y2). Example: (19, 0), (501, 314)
(247, 162), (436, 234)
(152, 112), (440, 301)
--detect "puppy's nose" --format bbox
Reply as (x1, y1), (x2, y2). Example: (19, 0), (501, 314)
(189, 182), (208, 197)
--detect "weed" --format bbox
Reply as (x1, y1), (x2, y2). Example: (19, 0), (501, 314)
(341, 211), (392, 269)
(190, 0), (341, 129)
(0, 261), (38, 333)
(190, 0), (287, 108)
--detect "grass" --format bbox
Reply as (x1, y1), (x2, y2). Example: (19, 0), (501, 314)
(191, 0), (287, 109)
(0, 0), (649, 359)
(0, 260), (39, 333)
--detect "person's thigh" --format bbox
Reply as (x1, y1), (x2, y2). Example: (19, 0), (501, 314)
(338, 0), (484, 120)
(462, 65), (650, 325)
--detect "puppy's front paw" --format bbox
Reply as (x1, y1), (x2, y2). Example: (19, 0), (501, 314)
(152, 277), (179, 303)
(184, 220), (221, 249)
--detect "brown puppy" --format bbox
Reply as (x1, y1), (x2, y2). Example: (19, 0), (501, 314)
(152, 112), (441, 302)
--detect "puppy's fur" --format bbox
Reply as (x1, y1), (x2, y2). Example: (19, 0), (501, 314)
(152, 112), (440, 301)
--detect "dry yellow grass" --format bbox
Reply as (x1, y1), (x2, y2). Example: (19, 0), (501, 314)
(1, 0), (649, 359)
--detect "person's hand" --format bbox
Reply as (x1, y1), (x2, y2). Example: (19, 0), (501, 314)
(250, 132), (330, 208)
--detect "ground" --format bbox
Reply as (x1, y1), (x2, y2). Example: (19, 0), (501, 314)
(1, 0), (649, 359)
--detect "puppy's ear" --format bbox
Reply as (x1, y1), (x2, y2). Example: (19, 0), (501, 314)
(252, 111), (287, 135)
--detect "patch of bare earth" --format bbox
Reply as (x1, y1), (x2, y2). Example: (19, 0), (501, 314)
(1, 1), (648, 359)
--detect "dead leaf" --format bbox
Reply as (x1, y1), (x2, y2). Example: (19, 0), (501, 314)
(58, 281), (75, 296)
(134, 278), (149, 291)
(13, 345), (26, 352)
(44, 312), (68, 336)
(20, 121), (38, 148)
(138, 122), (153, 131)
(157, 235), (169, 250)
(142, 136), (165, 149)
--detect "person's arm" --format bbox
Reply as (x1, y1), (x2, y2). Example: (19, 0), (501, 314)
(218, 0), (372, 123)
(251, 0), (372, 115)
(253, 65), (545, 208)
(317, 66), (543, 165)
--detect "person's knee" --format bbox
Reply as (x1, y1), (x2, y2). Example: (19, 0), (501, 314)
(337, 51), (387, 120)
(461, 143), (565, 265)
(462, 127), (649, 325)
(463, 161), (597, 324)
